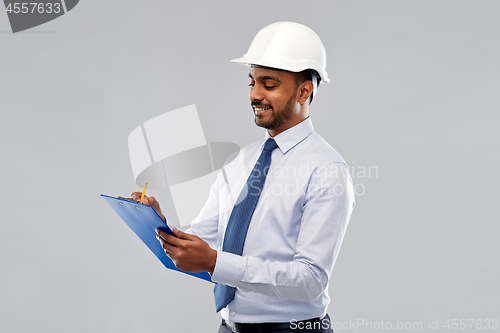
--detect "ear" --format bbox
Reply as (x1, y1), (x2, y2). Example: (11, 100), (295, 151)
(297, 80), (314, 104)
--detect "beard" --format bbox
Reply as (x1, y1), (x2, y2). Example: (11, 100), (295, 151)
(253, 90), (297, 130)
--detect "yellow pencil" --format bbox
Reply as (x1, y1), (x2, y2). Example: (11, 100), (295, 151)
(140, 182), (148, 204)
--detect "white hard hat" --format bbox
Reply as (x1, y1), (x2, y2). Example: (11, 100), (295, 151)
(231, 22), (330, 84)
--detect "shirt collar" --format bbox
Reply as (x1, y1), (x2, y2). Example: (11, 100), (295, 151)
(263, 117), (314, 154)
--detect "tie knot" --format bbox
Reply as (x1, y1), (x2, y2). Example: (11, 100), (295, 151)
(262, 138), (278, 152)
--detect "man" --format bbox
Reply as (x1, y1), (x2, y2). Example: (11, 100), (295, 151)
(132, 22), (354, 332)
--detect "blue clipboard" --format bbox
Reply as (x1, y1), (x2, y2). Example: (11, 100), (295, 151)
(101, 194), (213, 283)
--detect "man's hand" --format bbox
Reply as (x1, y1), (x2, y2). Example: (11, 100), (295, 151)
(156, 227), (217, 274)
(130, 192), (166, 222)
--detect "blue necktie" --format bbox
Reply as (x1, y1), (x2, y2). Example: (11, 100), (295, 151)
(213, 138), (279, 312)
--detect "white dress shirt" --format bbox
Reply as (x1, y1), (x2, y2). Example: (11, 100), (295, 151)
(187, 117), (354, 323)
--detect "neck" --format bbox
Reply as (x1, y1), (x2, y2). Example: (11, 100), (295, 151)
(268, 104), (309, 137)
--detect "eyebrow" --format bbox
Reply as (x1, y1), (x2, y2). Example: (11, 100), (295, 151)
(248, 72), (281, 83)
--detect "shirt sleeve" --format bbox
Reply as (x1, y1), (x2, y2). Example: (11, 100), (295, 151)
(211, 162), (355, 302)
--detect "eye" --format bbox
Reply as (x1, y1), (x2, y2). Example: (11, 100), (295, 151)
(248, 83), (255, 87)
(265, 85), (276, 89)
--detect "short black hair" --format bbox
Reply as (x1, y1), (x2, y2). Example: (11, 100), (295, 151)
(293, 69), (321, 104)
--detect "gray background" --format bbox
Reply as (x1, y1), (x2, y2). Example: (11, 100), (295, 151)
(1, 0), (499, 332)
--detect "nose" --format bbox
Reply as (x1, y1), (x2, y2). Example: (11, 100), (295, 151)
(249, 84), (264, 102)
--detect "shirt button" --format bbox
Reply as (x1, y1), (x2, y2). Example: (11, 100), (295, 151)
(231, 312), (236, 316)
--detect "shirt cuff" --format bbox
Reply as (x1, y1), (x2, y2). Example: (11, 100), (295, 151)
(211, 250), (246, 287)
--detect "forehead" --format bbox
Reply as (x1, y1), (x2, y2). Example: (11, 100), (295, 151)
(249, 67), (295, 83)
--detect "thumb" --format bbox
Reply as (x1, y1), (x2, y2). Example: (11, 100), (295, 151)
(173, 227), (194, 240)
(172, 226), (186, 239)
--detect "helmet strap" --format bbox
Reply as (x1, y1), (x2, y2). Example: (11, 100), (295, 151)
(310, 72), (318, 101)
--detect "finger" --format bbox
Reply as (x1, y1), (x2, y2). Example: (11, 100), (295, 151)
(172, 227), (195, 241)
(172, 227), (183, 237)
(164, 252), (181, 269)
(130, 192), (142, 201)
(156, 234), (177, 255)
(156, 229), (182, 247)
(156, 228), (174, 239)
(165, 252), (176, 262)
(130, 192), (153, 204)
(138, 195), (156, 206)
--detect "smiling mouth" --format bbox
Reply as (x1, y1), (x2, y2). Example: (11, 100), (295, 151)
(254, 107), (271, 111)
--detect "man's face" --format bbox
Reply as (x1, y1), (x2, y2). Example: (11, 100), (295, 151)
(248, 67), (301, 136)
